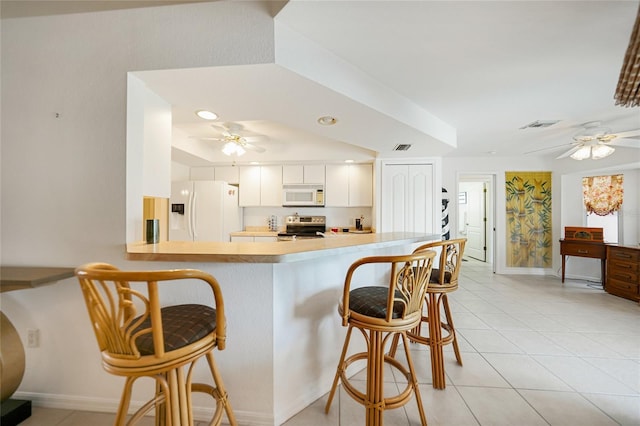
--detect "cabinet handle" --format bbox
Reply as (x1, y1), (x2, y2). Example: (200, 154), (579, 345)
(614, 273), (633, 280)
(577, 249), (588, 254)
(614, 253), (632, 259)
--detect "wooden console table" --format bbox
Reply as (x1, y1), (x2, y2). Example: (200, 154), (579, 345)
(559, 239), (606, 285)
(0, 266), (75, 426)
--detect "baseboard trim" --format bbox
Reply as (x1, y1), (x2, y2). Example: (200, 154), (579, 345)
(14, 391), (274, 426)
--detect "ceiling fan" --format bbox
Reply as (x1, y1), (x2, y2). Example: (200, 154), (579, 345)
(526, 121), (640, 160)
(198, 122), (267, 156)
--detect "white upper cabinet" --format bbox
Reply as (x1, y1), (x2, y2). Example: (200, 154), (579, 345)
(282, 164), (325, 184)
(260, 165), (283, 206)
(239, 166), (261, 206)
(325, 164), (372, 207)
(349, 164), (373, 207)
(239, 165), (282, 206)
(214, 166), (239, 184)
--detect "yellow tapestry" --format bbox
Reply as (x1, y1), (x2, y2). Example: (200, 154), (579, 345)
(505, 171), (552, 268)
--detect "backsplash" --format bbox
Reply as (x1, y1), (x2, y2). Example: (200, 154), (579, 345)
(243, 206), (373, 232)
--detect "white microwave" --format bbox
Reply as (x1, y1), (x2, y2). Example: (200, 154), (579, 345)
(282, 184), (325, 207)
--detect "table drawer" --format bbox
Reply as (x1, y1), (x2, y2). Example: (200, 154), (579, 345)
(608, 258), (639, 273)
(606, 278), (639, 301)
(609, 248), (640, 263)
(561, 244), (605, 258)
(608, 267), (638, 283)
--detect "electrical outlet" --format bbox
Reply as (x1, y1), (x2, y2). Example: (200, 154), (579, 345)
(27, 328), (40, 348)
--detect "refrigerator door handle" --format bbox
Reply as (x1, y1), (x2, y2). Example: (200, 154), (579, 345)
(191, 191), (198, 240)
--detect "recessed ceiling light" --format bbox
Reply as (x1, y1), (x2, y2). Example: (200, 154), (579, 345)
(195, 110), (218, 120)
(317, 116), (337, 126)
(345, 159), (354, 163)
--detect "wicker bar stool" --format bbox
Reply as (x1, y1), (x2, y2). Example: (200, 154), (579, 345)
(75, 263), (237, 426)
(399, 239), (466, 390)
(325, 250), (436, 426)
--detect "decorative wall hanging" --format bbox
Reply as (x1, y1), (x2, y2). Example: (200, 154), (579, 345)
(505, 171), (552, 267)
(442, 187), (450, 240)
(582, 174), (624, 216)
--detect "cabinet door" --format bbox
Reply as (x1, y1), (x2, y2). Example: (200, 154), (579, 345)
(408, 164), (434, 234)
(349, 164), (373, 206)
(215, 166), (239, 184)
(381, 163), (434, 233)
(254, 236), (278, 242)
(304, 164), (325, 184)
(239, 166), (261, 206)
(282, 165), (304, 184)
(231, 236), (254, 242)
(260, 165), (283, 206)
(381, 164), (409, 232)
(325, 164), (350, 206)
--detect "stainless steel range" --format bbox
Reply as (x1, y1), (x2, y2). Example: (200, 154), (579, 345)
(277, 215), (326, 240)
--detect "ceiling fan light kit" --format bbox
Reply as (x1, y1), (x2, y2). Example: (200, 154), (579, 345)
(569, 144), (615, 161)
(569, 146), (592, 160)
(591, 144), (615, 159)
(222, 141), (246, 156)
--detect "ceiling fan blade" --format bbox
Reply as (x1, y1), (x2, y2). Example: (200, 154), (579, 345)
(241, 135), (269, 143)
(608, 138), (640, 149)
(196, 137), (226, 141)
(556, 145), (583, 159)
(524, 144), (573, 155)
(243, 143), (266, 153)
(612, 129), (640, 139)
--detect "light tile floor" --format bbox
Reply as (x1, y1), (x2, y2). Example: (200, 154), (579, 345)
(22, 259), (640, 425)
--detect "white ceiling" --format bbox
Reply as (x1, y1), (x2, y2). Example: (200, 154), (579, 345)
(166, 0), (640, 166)
(9, 0), (639, 166)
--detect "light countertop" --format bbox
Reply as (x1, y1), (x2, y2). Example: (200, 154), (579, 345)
(126, 232), (438, 263)
(0, 266), (75, 293)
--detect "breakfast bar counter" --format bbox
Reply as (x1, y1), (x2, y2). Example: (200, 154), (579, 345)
(125, 232), (439, 425)
(126, 232), (431, 263)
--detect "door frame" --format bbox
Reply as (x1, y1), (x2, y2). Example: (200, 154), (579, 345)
(456, 173), (496, 272)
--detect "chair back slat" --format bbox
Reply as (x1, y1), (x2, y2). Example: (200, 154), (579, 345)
(413, 239), (466, 286)
(342, 250), (436, 325)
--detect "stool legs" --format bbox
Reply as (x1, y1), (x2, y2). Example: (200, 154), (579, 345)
(112, 355), (236, 426)
(325, 325), (354, 414)
(441, 294), (462, 366)
(426, 293), (446, 389)
(326, 325), (427, 426)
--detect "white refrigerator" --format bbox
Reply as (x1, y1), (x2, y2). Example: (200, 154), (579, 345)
(169, 181), (242, 242)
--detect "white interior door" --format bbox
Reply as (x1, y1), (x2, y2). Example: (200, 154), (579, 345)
(460, 181), (486, 261)
(381, 163), (434, 233)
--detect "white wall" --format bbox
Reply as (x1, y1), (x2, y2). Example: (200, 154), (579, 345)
(444, 156), (639, 279)
(442, 156), (553, 275)
(126, 74), (172, 242)
(1, 0), (277, 420)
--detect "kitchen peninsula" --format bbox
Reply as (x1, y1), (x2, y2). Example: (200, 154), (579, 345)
(126, 232), (438, 425)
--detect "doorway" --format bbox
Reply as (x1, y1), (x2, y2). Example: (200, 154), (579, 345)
(457, 174), (495, 267)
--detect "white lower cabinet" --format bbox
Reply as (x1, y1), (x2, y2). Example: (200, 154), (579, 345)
(231, 236), (254, 242)
(231, 236), (278, 242)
